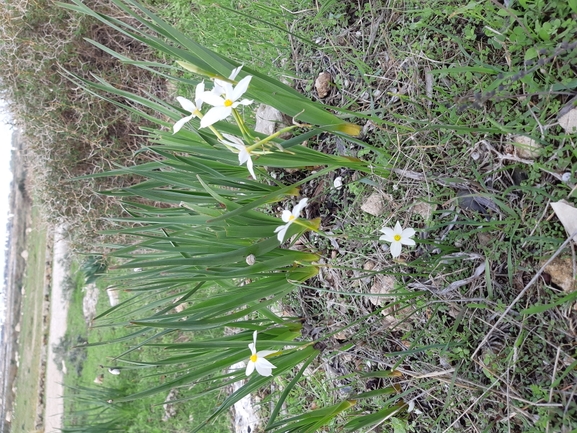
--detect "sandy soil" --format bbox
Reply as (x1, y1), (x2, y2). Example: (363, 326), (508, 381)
(43, 225), (69, 433)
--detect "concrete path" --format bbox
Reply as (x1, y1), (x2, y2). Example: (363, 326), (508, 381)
(44, 226), (69, 432)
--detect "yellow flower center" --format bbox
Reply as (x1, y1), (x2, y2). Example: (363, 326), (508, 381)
(394, 234), (402, 242)
(224, 99), (233, 107)
(250, 354), (258, 363)
(288, 215), (296, 222)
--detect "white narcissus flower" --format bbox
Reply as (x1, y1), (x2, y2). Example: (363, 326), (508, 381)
(221, 134), (256, 179)
(200, 75), (253, 128)
(212, 65), (243, 96)
(173, 81), (205, 134)
(246, 331), (277, 377)
(379, 221), (416, 258)
(274, 198), (308, 242)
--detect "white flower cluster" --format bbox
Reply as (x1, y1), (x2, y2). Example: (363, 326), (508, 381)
(173, 66), (255, 178)
(173, 66), (252, 133)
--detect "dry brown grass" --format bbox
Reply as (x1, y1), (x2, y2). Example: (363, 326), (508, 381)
(0, 0), (168, 249)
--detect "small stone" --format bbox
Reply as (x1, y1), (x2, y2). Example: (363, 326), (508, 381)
(334, 329), (351, 340)
(363, 261), (376, 271)
(315, 72), (333, 98)
(477, 232), (492, 246)
(559, 108), (577, 133)
(410, 201), (435, 221)
(246, 254), (256, 266)
(513, 135), (541, 159)
(162, 389), (179, 421)
(543, 257), (576, 292)
(368, 275), (396, 307)
(333, 176), (343, 190)
(173, 303), (187, 313)
(361, 192), (391, 216)
(255, 104), (288, 136)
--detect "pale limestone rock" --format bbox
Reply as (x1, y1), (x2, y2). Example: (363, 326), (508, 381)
(315, 72), (332, 98)
(82, 283), (99, 325)
(559, 108), (577, 133)
(410, 201), (435, 221)
(368, 275), (396, 307)
(363, 260), (376, 271)
(162, 389), (179, 421)
(255, 104), (287, 136)
(543, 257), (576, 292)
(513, 135), (541, 159)
(174, 303), (187, 313)
(361, 192), (392, 216)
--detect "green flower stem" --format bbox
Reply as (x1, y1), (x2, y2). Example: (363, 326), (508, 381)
(176, 60), (220, 80)
(247, 124), (307, 152)
(193, 110), (224, 141)
(231, 108), (254, 141)
(208, 124), (224, 141)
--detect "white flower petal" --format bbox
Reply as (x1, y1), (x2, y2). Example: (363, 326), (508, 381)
(292, 198), (308, 218)
(245, 153), (256, 179)
(232, 76), (252, 100)
(246, 361), (255, 376)
(237, 148), (249, 165)
(200, 106), (231, 128)
(229, 65), (243, 80)
(400, 238), (416, 246)
(227, 142), (245, 152)
(194, 81), (205, 109)
(200, 91), (225, 107)
(222, 82), (235, 100)
(222, 133), (242, 143)
(390, 242), (402, 258)
(256, 350), (276, 358)
(236, 98), (253, 106)
(223, 135), (245, 152)
(275, 223), (290, 242)
(255, 358), (276, 376)
(402, 227), (416, 239)
(212, 81), (225, 96)
(173, 115), (194, 134)
(281, 209), (293, 223)
(176, 96), (197, 113)
(394, 221), (403, 234)
(379, 227), (395, 242)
